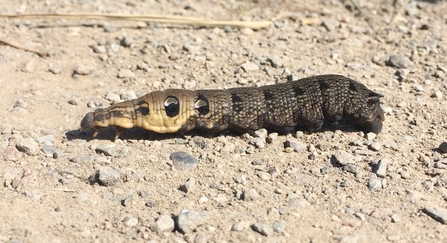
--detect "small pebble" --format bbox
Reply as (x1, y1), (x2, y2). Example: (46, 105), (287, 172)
(274, 21), (285, 28)
(182, 44), (194, 52)
(92, 45), (106, 53)
(423, 206), (447, 224)
(412, 85), (425, 94)
(97, 166), (120, 186)
(333, 150), (356, 165)
(266, 133), (278, 143)
(194, 233), (207, 243)
(251, 223), (273, 236)
(369, 142), (382, 151)
(95, 143), (116, 156)
(175, 138), (188, 144)
(41, 145), (58, 158)
(138, 189), (151, 198)
(253, 128), (268, 138)
(354, 212), (366, 221)
(158, 44), (171, 54)
(210, 181), (220, 189)
(190, 136), (206, 148)
(234, 174), (247, 184)
(103, 24), (117, 32)
(105, 92), (121, 103)
(245, 146), (255, 154)
(387, 54), (413, 68)
(145, 200), (157, 208)
(257, 171), (272, 181)
(241, 28), (254, 35)
(366, 132), (376, 141)
(177, 209), (207, 234)
(123, 194), (134, 207)
(435, 160), (447, 169)
(241, 61), (259, 72)
(21, 59), (36, 73)
(120, 90), (137, 101)
(390, 214), (400, 223)
(36, 134), (55, 143)
(345, 207), (355, 215)
(383, 140), (397, 149)
(321, 166), (330, 174)
(0, 125), (15, 135)
(150, 215), (175, 233)
(284, 139), (307, 152)
(231, 221), (250, 231)
(251, 158), (263, 165)
(48, 66), (61, 74)
(109, 43), (120, 52)
(182, 178), (196, 193)
(267, 207), (280, 216)
(117, 69), (134, 78)
(213, 194), (228, 204)
(400, 170), (410, 179)
(170, 151), (198, 170)
(68, 99), (77, 106)
(339, 233), (368, 243)
(322, 19), (340, 31)
(14, 99), (28, 109)
(243, 189), (259, 201)
(250, 137), (266, 149)
(288, 198), (310, 208)
(30, 189), (42, 202)
(422, 181), (434, 191)
(16, 138), (39, 156)
(340, 179), (352, 187)
(267, 54), (284, 68)
(75, 192), (88, 203)
(368, 176), (382, 191)
(123, 214), (138, 227)
(3, 146), (22, 161)
(198, 196), (208, 204)
(74, 64), (94, 75)
(272, 221), (286, 233)
(375, 158), (389, 177)
(405, 5), (420, 17)
(120, 37), (133, 47)
(87, 98), (107, 109)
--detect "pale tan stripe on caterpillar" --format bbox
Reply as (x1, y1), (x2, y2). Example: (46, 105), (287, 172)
(81, 74), (385, 141)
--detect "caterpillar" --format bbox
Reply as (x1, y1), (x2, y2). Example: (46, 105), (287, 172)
(81, 74), (385, 140)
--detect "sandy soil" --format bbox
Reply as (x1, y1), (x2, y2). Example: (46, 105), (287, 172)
(1, 0), (447, 242)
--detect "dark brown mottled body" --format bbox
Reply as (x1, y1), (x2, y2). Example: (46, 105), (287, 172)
(81, 74), (384, 140)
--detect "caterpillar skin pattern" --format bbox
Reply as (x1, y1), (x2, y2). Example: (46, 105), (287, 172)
(81, 74), (385, 140)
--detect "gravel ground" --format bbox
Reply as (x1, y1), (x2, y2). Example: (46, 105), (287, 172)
(1, 0), (447, 242)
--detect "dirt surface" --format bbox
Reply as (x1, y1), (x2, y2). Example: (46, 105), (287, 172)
(1, 0), (447, 242)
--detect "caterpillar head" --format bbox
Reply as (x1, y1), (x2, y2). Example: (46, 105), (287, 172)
(358, 96), (385, 134)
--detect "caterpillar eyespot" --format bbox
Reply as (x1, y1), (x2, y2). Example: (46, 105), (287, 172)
(81, 74), (385, 141)
(164, 96), (179, 106)
(194, 99), (208, 109)
(164, 96), (180, 117)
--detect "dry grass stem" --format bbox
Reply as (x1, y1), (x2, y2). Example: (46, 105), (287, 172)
(0, 37), (50, 57)
(0, 13), (273, 29)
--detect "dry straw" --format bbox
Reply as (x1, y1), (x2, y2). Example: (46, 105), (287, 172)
(0, 13), (274, 29)
(0, 12), (276, 57)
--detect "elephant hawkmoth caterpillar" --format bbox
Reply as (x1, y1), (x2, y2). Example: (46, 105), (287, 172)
(81, 74), (384, 140)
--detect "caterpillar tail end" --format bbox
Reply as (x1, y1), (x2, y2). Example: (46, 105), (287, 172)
(80, 112), (100, 137)
(81, 112), (94, 130)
